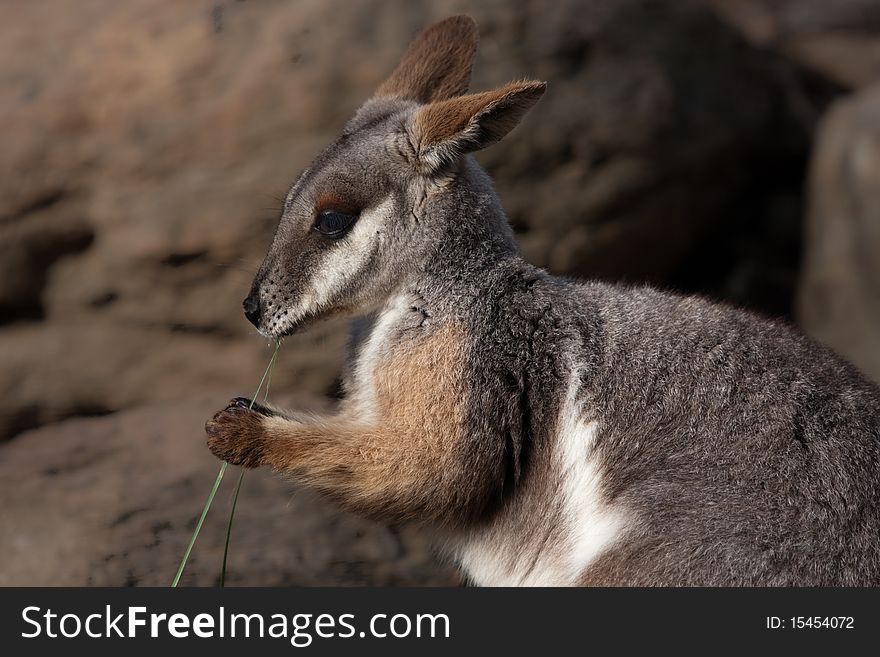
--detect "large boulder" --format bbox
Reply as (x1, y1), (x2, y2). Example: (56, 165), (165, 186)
(798, 83), (880, 383)
(0, 393), (457, 586)
(478, 0), (811, 297)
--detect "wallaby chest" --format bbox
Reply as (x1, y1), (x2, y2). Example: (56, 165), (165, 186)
(344, 293), (440, 418)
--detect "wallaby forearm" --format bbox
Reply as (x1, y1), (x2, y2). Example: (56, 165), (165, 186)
(207, 403), (492, 524)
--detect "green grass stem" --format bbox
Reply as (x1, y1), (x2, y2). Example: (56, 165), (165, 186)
(171, 339), (282, 587)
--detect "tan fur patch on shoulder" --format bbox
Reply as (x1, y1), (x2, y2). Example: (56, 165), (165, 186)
(373, 321), (467, 445)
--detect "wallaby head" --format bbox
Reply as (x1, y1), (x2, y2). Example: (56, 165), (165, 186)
(243, 15), (546, 336)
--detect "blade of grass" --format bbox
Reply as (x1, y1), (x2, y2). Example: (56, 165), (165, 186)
(171, 461), (227, 588)
(171, 339), (282, 588)
(219, 339), (281, 587)
(219, 468), (245, 587)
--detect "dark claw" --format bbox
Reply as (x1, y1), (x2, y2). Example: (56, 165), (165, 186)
(229, 396), (274, 417)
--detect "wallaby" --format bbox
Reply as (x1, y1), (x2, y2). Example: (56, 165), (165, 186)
(206, 16), (880, 586)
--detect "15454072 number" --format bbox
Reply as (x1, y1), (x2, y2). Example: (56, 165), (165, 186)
(766, 616), (854, 630)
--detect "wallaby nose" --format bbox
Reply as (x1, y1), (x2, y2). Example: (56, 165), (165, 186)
(243, 292), (261, 328)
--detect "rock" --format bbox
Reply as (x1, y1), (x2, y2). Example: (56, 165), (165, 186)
(0, 316), (348, 441)
(479, 0), (812, 313)
(0, 395), (458, 586)
(797, 84), (880, 383)
(784, 35), (880, 91)
(0, 193), (94, 323)
(4, 0), (877, 588)
(705, 0), (880, 90)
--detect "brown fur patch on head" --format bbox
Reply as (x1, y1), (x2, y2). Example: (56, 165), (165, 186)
(314, 190), (361, 216)
(375, 15), (479, 104)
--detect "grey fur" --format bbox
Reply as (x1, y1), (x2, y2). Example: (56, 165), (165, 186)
(239, 18), (880, 586)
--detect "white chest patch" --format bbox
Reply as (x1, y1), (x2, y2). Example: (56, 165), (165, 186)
(453, 367), (626, 586)
(344, 293), (411, 422)
(557, 420), (626, 582)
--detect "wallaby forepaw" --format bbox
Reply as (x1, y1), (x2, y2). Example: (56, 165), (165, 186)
(205, 399), (268, 468)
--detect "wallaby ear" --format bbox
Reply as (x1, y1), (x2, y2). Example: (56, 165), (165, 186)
(375, 15), (479, 104)
(410, 80), (547, 170)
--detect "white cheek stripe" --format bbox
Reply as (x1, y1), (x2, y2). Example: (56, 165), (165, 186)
(280, 195), (395, 331)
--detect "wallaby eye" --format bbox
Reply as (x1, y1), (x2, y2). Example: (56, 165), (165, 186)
(313, 210), (357, 239)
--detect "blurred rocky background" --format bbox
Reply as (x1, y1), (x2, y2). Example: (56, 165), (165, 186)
(1, 0), (878, 585)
